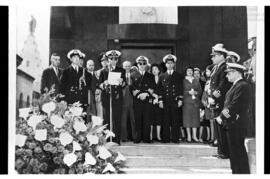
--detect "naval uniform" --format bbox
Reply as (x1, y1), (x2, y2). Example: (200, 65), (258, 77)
(157, 70), (183, 143)
(60, 65), (84, 104)
(210, 61), (232, 157)
(98, 66), (126, 144)
(219, 79), (251, 174)
(130, 70), (155, 143)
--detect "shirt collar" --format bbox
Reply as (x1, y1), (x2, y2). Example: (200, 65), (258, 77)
(71, 64), (78, 70)
(233, 77), (243, 86)
(139, 70), (145, 75)
(167, 70), (174, 74)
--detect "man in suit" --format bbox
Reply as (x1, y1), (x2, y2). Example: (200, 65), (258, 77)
(80, 59), (99, 122)
(209, 44), (232, 159)
(60, 49), (84, 105)
(98, 50), (126, 145)
(157, 54), (183, 143)
(40, 53), (62, 95)
(130, 56), (155, 143)
(215, 63), (251, 174)
(121, 60), (136, 142)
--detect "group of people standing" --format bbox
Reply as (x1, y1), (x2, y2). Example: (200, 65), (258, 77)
(41, 43), (253, 174)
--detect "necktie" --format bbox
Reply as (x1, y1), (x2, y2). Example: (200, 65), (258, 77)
(55, 67), (58, 76)
(211, 65), (218, 76)
(127, 73), (131, 85)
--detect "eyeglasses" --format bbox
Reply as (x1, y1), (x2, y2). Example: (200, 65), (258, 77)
(138, 62), (146, 65)
(109, 57), (118, 61)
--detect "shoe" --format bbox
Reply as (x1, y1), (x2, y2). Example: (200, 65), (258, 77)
(172, 140), (180, 144)
(134, 140), (141, 144)
(192, 138), (199, 143)
(156, 139), (162, 142)
(212, 154), (229, 159)
(143, 140), (151, 143)
(199, 139), (204, 143)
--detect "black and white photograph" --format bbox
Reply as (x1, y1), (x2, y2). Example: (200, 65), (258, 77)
(8, 1), (265, 175)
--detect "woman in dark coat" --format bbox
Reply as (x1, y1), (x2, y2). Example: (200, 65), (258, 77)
(149, 64), (163, 141)
(183, 67), (202, 142)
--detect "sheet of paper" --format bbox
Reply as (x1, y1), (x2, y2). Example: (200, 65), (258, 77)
(108, 72), (121, 85)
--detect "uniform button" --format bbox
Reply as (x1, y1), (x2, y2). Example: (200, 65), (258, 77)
(173, 93), (175, 95)
(166, 93), (169, 95)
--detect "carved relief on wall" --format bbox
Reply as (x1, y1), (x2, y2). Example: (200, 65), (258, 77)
(119, 7), (177, 24)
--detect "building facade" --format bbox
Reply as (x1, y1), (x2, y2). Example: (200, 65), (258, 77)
(50, 6), (248, 72)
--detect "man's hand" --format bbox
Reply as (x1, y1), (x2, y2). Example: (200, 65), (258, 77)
(118, 78), (123, 85)
(148, 89), (154, 94)
(213, 90), (221, 98)
(215, 116), (222, 125)
(132, 90), (140, 96)
(104, 80), (109, 86)
(208, 97), (215, 105)
(177, 100), (183, 107)
(221, 108), (231, 118)
(95, 89), (101, 95)
(159, 101), (164, 109)
(138, 93), (149, 100)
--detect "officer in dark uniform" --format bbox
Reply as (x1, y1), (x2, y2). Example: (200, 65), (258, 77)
(209, 44), (232, 158)
(98, 50), (126, 145)
(60, 49), (84, 105)
(130, 56), (155, 143)
(215, 63), (251, 174)
(157, 54), (183, 143)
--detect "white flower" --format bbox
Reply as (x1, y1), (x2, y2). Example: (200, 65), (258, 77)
(15, 134), (27, 147)
(73, 120), (87, 134)
(114, 152), (126, 163)
(102, 163), (115, 173)
(70, 107), (83, 116)
(34, 129), (47, 141)
(42, 102), (56, 114)
(27, 114), (43, 130)
(72, 141), (82, 152)
(63, 153), (77, 167)
(86, 134), (99, 146)
(98, 146), (112, 160)
(19, 108), (31, 119)
(50, 115), (65, 129)
(59, 132), (73, 146)
(104, 130), (115, 139)
(83, 152), (96, 166)
(91, 116), (103, 127)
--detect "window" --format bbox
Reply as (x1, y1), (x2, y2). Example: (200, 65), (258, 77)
(19, 93), (23, 108)
(26, 95), (30, 107)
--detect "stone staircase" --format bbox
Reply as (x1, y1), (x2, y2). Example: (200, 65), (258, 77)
(110, 142), (232, 174)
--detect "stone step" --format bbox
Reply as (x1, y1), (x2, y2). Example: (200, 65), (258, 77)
(111, 142), (219, 156)
(122, 154), (230, 168)
(121, 167), (231, 174)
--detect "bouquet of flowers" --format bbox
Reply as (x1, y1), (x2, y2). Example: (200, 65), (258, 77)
(15, 91), (126, 174)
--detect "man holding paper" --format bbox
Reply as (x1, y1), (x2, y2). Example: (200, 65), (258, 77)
(130, 56), (155, 143)
(98, 50), (126, 145)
